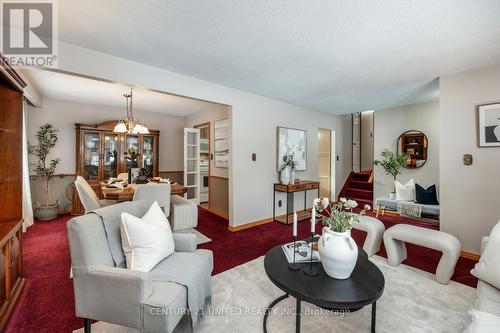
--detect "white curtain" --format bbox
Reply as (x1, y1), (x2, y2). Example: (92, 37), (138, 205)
(22, 99), (34, 231)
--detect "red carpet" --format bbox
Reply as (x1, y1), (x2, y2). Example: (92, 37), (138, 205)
(6, 208), (477, 332)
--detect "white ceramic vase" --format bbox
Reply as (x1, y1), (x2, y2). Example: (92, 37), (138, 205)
(290, 170), (295, 184)
(318, 227), (358, 279)
(280, 167), (291, 185)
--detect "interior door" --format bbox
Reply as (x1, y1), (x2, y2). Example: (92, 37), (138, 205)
(184, 128), (200, 204)
(318, 128), (331, 199)
(352, 113), (361, 172)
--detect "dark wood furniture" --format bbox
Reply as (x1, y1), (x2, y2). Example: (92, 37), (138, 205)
(72, 121), (160, 215)
(101, 183), (188, 201)
(273, 181), (320, 224)
(0, 59), (26, 331)
(263, 245), (384, 333)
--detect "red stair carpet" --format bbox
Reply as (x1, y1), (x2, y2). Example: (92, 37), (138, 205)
(6, 208), (477, 332)
(338, 171), (374, 208)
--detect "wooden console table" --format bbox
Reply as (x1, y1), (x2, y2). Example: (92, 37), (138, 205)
(273, 181), (320, 224)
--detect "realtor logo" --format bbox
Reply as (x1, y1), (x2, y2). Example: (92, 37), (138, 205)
(1, 0), (58, 67)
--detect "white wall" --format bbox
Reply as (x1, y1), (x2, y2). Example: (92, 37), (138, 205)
(440, 64), (500, 254)
(47, 42), (351, 226)
(27, 98), (186, 173)
(373, 101), (439, 200)
(184, 105), (230, 178)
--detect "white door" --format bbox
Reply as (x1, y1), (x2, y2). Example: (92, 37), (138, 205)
(184, 128), (200, 204)
(352, 113), (361, 172)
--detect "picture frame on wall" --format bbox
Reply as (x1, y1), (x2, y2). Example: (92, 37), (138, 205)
(214, 118), (230, 168)
(477, 102), (500, 147)
(276, 126), (307, 171)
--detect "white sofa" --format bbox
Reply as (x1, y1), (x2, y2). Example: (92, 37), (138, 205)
(466, 236), (500, 332)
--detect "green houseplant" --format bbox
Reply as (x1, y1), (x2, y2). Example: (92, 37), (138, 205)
(373, 149), (408, 197)
(29, 123), (61, 220)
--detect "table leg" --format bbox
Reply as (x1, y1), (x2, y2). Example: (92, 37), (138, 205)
(371, 302), (376, 333)
(273, 190), (276, 221)
(286, 191), (294, 224)
(296, 298), (301, 333)
(304, 190), (307, 213)
(263, 294), (289, 333)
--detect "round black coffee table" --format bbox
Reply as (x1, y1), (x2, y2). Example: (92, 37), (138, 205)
(263, 245), (385, 333)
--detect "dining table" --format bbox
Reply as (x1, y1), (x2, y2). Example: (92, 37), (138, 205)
(101, 182), (188, 201)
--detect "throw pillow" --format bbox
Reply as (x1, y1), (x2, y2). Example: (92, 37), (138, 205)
(415, 184), (439, 205)
(395, 179), (415, 201)
(471, 220), (500, 289)
(120, 201), (175, 272)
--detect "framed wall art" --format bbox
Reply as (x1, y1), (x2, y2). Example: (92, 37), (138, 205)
(276, 126), (307, 171)
(214, 118), (230, 168)
(477, 102), (500, 147)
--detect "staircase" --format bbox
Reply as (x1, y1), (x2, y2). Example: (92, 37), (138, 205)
(338, 171), (373, 207)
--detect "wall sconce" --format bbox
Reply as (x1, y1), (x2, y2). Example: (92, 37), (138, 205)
(463, 154), (473, 166)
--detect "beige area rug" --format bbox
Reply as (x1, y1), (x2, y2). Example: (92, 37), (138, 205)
(74, 255), (475, 333)
(175, 228), (211, 245)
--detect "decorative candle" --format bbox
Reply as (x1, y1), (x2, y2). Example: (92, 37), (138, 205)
(311, 208), (316, 233)
(293, 211), (297, 237)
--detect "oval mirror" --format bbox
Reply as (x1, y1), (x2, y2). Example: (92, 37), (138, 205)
(397, 130), (428, 169)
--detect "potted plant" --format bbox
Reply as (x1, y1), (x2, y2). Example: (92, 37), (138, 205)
(314, 198), (370, 279)
(373, 149), (408, 200)
(280, 153), (296, 185)
(29, 123), (61, 220)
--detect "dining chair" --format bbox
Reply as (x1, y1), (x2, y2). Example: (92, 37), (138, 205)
(74, 176), (117, 213)
(132, 183), (171, 217)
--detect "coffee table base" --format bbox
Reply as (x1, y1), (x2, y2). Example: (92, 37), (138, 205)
(263, 294), (377, 333)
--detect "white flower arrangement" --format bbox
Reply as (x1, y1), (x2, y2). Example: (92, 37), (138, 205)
(313, 197), (371, 233)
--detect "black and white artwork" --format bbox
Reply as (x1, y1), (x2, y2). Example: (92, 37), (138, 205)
(214, 118), (230, 168)
(478, 102), (500, 147)
(277, 127), (307, 171)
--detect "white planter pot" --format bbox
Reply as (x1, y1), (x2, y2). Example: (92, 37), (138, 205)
(318, 227), (358, 279)
(34, 200), (59, 221)
(280, 167), (291, 185)
(290, 170), (295, 184)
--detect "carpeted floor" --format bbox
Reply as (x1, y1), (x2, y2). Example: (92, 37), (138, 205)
(75, 255), (476, 333)
(5, 208), (478, 332)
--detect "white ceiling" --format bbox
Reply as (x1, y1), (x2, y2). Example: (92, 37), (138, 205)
(54, 1), (500, 114)
(20, 69), (223, 117)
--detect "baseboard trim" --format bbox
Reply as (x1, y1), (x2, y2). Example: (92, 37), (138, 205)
(461, 251), (480, 262)
(228, 217), (274, 232)
(206, 207), (229, 220)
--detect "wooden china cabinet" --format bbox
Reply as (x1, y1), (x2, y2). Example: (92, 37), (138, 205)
(71, 120), (160, 215)
(0, 56), (26, 330)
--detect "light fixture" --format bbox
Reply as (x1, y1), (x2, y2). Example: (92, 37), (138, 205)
(113, 88), (149, 134)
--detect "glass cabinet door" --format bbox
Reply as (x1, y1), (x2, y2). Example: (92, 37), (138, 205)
(142, 136), (155, 177)
(126, 135), (139, 168)
(83, 131), (100, 180)
(103, 132), (118, 180)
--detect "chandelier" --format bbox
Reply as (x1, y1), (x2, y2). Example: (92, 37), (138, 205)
(113, 88), (149, 134)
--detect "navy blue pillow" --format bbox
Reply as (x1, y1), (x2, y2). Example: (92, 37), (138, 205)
(415, 184), (439, 205)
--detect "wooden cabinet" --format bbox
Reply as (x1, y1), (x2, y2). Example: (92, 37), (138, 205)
(0, 223), (25, 331)
(0, 57), (25, 331)
(72, 121), (160, 215)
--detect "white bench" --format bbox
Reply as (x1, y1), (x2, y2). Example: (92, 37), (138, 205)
(170, 195), (198, 231)
(351, 215), (385, 257)
(383, 224), (461, 284)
